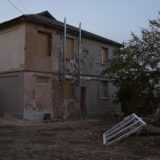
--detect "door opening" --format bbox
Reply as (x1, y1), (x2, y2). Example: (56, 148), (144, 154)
(80, 87), (87, 117)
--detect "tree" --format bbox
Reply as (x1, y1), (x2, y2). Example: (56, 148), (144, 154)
(105, 13), (160, 116)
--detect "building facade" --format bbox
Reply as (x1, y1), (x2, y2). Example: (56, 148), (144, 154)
(0, 11), (121, 120)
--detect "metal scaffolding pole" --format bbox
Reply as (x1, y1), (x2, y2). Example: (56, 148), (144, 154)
(78, 22), (82, 80)
(63, 17), (67, 80)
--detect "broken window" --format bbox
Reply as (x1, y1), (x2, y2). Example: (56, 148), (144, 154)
(36, 31), (51, 57)
(36, 76), (49, 84)
(63, 80), (74, 99)
(101, 47), (109, 64)
(66, 37), (74, 60)
(100, 81), (109, 98)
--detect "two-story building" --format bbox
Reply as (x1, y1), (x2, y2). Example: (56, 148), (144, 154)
(0, 11), (122, 120)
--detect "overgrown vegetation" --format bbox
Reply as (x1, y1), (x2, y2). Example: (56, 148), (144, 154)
(104, 13), (160, 116)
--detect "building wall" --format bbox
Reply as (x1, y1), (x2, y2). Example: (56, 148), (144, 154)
(0, 24), (25, 72)
(0, 21), (120, 120)
(23, 23), (67, 120)
(0, 24), (25, 118)
(22, 22), (120, 120)
(83, 78), (120, 117)
(23, 72), (80, 120)
(77, 38), (120, 117)
(23, 72), (54, 120)
(25, 23), (62, 73)
(80, 38), (114, 75)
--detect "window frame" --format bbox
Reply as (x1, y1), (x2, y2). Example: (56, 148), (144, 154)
(63, 79), (75, 100)
(101, 47), (109, 64)
(100, 80), (109, 98)
(36, 76), (50, 84)
(36, 31), (52, 57)
(66, 37), (74, 60)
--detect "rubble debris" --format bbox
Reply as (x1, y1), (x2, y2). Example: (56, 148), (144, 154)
(154, 103), (160, 122)
(143, 124), (160, 135)
(103, 113), (146, 145)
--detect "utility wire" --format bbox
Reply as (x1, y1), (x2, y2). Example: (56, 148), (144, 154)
(7, 0), (24, 14)
(16, 0), (30, 13)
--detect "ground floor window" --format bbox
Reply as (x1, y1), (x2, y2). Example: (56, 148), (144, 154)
(63, 79), (74, 100)
(36, 76), (49, 84)
(100, 81), (109, 98)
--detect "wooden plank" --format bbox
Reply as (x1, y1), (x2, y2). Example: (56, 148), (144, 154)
(64, 80), (74, 99)
(66, 37), (74, 59)
(36, 32), (51, 57)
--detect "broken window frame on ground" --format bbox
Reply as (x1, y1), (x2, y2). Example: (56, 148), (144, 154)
(103, 113), (146, 145)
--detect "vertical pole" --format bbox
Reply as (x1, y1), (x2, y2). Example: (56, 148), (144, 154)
(78, 22), (82, 80)
(63, 17), (67, 80)
(78, 23), (82, 117)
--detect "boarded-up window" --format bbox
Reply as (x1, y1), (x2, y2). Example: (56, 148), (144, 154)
(66, 37), (74, 60)
(64, 80), (74, 99)
(101, 47), (109, 64)
(36, 32), (51, 57)
(36, 76), (49, 84)
(100, 81), (109, 97)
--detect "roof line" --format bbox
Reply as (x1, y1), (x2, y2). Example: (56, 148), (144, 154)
(0, 11), (122, 47)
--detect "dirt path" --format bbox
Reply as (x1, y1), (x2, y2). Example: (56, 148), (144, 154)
(0, 118), (160, 160)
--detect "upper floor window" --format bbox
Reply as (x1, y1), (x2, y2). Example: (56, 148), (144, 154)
(100, 81), (109, 98)
(101, 47), (109, 64)
(66, 37), (74, 60)
(36, 31), (51, 57)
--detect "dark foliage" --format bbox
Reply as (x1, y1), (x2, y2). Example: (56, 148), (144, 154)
(104, 13), (160, 115)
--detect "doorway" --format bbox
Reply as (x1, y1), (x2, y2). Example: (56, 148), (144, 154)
(80, 87), (87, 117)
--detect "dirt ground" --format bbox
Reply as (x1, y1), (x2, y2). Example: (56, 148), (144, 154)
(0, 116), (160, 160)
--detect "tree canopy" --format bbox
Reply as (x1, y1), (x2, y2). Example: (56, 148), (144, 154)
(105, 13), (160, 116)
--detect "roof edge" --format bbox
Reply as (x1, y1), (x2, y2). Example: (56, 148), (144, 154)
(0, 12), (122, 47)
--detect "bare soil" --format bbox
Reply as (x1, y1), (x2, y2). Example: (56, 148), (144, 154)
(0, 117), (160, 160)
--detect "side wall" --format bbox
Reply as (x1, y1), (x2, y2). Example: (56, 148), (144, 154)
(83, 78), (120, 117)
(0, 72), (24, 118)
(0, 24), (26, 118)
(0, 24), (25, 72)
(79, 38), (120, 117)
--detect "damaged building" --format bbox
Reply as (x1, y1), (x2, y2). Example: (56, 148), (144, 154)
(0, 11), (122, 120)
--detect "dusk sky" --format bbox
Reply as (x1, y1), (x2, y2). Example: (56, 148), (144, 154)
(0, 0), (160, 43)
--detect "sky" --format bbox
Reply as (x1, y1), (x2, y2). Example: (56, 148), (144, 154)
(0, 0), (160, 43)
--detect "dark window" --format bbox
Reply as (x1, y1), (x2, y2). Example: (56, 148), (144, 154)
(100, 81), (109, 97)
(101, 47), (109, 64)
